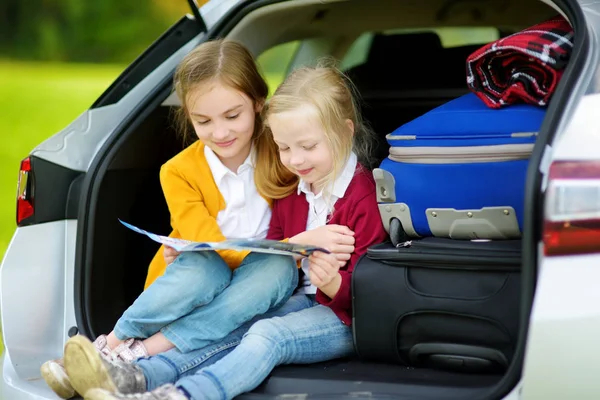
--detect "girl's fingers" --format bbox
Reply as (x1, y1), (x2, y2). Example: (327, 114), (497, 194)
(310, 251), (328, 259)
(317, 252), (341, 269)
(311, 254), (333, 271)
(164, 246), (179, 256)
(334, 252), (351, 262)
(309, 253), (326, 266)
(331, 244), (354, 255)
(312, 247), (347, 271)
(333, 233), (355, 245)
(327, 225), (355, 236)
(309, 263), (326, 284)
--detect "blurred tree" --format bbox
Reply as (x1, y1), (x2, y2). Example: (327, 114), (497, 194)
(152, 1), (191, 19)
(0, 0), (207, 63)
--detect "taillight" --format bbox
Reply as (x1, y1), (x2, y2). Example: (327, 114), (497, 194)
(16, 157), (34, 225)
(543, 160), (600, 256)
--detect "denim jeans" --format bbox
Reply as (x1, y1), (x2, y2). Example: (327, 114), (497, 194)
(137, 294), (355, 400)
(113, 251), (298, 352)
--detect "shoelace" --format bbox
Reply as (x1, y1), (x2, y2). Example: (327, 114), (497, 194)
(99, 346), (121, 362)
(103, 338), (136, 363)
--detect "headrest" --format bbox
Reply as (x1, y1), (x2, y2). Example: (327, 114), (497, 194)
(367, 32), (443, 64)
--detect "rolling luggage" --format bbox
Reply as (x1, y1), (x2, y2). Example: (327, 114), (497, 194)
(374, 92), (545, 244)
(352, 237), (521, 373)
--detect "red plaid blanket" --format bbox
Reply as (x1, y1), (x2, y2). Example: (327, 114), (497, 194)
(466, 16), (574, 108)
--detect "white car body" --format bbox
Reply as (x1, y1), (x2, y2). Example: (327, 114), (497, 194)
(2, 0), (600, 399)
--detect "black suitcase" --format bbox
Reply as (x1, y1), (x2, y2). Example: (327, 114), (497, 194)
(352, 238), (521, 373)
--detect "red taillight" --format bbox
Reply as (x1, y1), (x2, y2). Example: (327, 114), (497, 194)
(543, 160), (600, 256)
(16, 157), (34, 225)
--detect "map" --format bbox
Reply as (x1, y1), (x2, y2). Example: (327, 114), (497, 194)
(120, 220), (329, 257)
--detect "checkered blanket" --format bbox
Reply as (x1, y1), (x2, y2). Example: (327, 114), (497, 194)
(466, 16), (574, 108)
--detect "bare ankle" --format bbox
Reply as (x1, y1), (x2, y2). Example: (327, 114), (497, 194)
(142, 332), (175, 356)
(106, 331), (124, 350)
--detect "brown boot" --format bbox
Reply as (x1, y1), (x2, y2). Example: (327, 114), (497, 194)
(64, 335), (148, 397)
(41, 334), (148, 399)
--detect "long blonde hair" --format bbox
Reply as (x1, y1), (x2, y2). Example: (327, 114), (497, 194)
(172, 39), (293, 194)
(256, 60), (375, 199)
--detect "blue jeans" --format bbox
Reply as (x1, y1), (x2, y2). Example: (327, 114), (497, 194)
(137, 294), (355, 400)
(113, 251), (298, 352)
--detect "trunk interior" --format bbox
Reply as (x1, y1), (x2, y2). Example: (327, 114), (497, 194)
(83, 103), (506, 399)
(78, 0), (569, 397)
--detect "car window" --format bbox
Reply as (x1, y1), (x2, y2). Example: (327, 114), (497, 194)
(340, 34), (374, 71)
(258, 41), (301, 96)
(340, 27), (500, 70)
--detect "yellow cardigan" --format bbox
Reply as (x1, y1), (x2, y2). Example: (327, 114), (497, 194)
(144, 141), (271, 289)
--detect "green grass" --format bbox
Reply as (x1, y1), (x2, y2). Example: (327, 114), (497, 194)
(0, 60), (124, 355)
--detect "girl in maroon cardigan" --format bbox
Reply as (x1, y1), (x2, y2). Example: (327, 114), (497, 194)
(65, 64), (388, 400)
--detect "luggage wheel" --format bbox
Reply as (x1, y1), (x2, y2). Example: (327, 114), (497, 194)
(389, 217), (410, 247)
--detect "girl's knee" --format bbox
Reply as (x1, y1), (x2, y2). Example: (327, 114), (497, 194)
(262, 255), (297, 280)
(243, 318), (294, 364)
(170, 252), (232, 292)
(176, 252), (231, 278)
(261, 256), (298, 297)
(244, 318), (284, 346)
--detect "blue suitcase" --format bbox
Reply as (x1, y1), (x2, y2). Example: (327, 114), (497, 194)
(374, 93), (546, 243)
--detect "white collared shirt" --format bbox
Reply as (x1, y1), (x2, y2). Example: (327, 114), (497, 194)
(204, 145), (271, 240)
(298, 152), (358, 294)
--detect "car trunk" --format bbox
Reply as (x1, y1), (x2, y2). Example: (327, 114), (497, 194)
(74, 0), (579, 398)
(77, 105), (508, 400)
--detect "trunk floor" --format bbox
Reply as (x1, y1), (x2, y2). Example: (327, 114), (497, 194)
(247, 358), (504, 398)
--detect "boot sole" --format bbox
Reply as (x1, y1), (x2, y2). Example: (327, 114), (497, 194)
(64, 335), (118, 396)
(40, 361), (76, 399)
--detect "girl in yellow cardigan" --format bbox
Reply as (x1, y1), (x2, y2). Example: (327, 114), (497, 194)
(41, 39), (356, 400)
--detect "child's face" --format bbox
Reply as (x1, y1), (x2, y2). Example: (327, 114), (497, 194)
(268, 105), (334, 191)
(187, 81), (259, 170)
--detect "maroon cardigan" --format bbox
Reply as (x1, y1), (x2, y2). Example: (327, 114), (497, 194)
(266, 165), (388, 325)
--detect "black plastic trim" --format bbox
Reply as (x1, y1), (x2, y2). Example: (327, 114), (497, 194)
(66, 174), (85, 219)
(187, 0), (208, 32)
(90, 16), (205, 108)
(17, 156), (82, 227)
(74, 78), (176, 339)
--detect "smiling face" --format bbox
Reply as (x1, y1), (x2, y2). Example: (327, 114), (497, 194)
(268, 105), (334, 193)
(187, 80), (259, 171)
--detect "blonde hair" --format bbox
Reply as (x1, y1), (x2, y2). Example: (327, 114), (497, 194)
(172, 39), (292, 196)
(256, 60), (375, 199)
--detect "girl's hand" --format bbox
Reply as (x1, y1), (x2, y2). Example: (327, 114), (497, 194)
(308, 251), (342, 298)
(290, 225), (355, 265)
(164, 246), (181, 265)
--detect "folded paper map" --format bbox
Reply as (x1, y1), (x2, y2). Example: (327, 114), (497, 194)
(119, 220), (329, 257)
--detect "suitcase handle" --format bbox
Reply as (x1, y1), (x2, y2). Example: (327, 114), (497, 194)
(408, 343), (508, 373)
